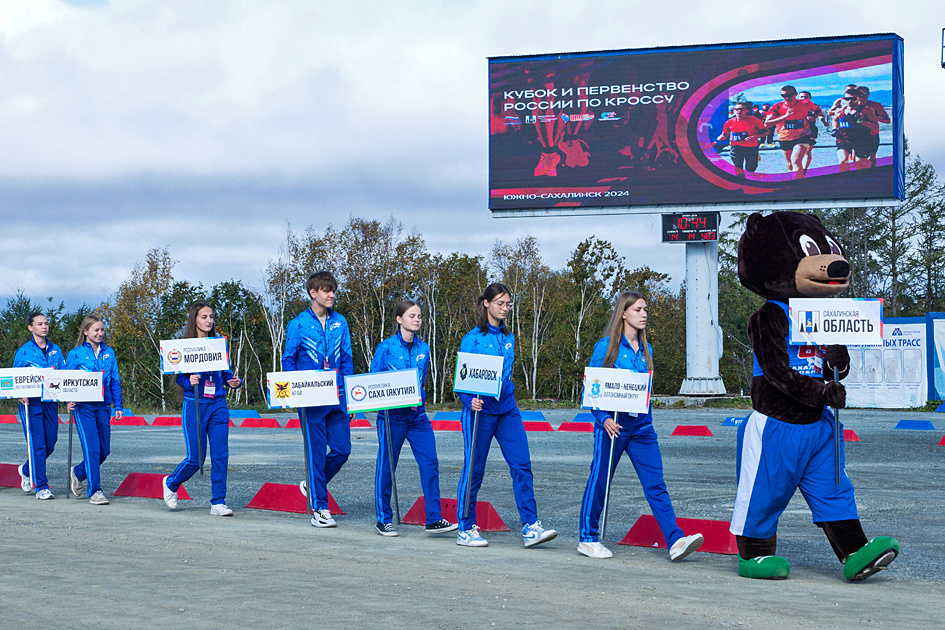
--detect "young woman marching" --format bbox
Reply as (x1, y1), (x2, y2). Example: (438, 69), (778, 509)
(13, 313), (65, 499)
(370, 300), (457, 537)
(65, 315), (123, 505)
(577, 292), (704, 559)
(162, 303), (242, 516)
(455, 283), (557, 548)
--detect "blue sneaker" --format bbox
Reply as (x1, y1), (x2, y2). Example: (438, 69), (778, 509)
(523, 521), (557, 548)
(457, 526), (488, 547)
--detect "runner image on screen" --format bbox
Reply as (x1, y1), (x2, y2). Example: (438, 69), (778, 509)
(832, 87), (879, 172)
(857, 86), (890, 168)
(764, 85), (819, 179)
(797, 91), (826, 173)
(716, 102), (767, 178)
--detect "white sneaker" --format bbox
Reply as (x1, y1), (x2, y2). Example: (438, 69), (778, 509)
(210, 503), (234, 516)
(299, 480), (307, 496)
(162, 476), (178, 510)
(311, 509), (336, 528)
(522, 521), (558, 548)
(89, 490), (109, 505)
(70, 467), (83, 497)
(18, 464), (31, 492)
(669, 533), (704, 561)
(35, 488), (54, 500)
(457, 526), (488, 547)
(577, 541), (613, 559)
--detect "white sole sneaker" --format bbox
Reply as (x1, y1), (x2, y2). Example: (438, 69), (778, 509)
(18, 464), (31, 493)
(90, 491), (109, 505)
(210, 504), (234, 516)
(376, 522), (399, 537)
(70, 467), (83, 498)
(35, 488), (54, 500)
(456, 529), (488, 547)
(577, 541), (613, 559)
(311, 510), (336, 528)
(669, 533), (704, 561)
(162, 476), (178, 510)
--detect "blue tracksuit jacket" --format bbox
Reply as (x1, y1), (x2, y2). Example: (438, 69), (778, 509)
(457, 324), (516, 415)
(282, 307), (353, 412)
(14, 337), (65, 373)
(65, 342), (123, 412)
(370, 331), (429, 417)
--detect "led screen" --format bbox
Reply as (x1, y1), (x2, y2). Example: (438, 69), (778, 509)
(489, 34), (903, 212)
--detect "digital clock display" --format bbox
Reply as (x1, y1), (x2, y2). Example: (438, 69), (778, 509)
(661, 212), (720, 243)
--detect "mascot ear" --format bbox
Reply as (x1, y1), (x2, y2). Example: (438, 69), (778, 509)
(745, 213), (764, 236)
(808, 212), (823, 225)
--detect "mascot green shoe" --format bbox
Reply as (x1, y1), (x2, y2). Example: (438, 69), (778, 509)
(843, 537), (899, 582)
(737, 554), (791, 580)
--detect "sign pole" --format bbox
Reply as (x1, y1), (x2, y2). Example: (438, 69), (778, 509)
(21, 401), (35, 491)
(599, 417), (617, 541)
(462, 404), (481, 520)
(194, 377), (204, 477)
(384, 409), (401, 525)
(66, 407), (75, 497)
(834, 366), (841, 485)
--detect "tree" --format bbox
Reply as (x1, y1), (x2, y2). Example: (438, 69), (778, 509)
(103, 247), (178, 410)
(562, 237), (623, 398)
(209, 280), (270, 405)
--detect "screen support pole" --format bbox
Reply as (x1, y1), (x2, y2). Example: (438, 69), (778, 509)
(679, 239), (726, 395)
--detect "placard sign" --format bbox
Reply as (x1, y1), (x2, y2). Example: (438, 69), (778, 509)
(159, 337), (230, 374)
(344, 369), (422, 413)
(266, 370), (338, 409)
(582, 367), (651, 415)
(41, 370), (103, 403)
(453, 352), (504, 398)
(788, 298), (883, 346)
(0, 367), (46, 399)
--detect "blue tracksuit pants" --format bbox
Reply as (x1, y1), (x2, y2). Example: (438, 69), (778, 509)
(73, 403), (112, 496)
(730, 409), (859, 538)
(457, 406), (537, 531)
(19, 400), (59, 491)
(167, 396), (230, 505)
(579, 422), (684, 546)
(301, 405), (351, 512)
(374, 410), (443, 525)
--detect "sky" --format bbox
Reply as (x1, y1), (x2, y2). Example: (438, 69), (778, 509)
(1, 0), (942, 309)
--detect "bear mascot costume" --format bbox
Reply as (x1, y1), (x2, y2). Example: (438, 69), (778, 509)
(731, 211), (898, 581)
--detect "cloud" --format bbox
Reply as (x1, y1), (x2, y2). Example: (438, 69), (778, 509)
(0, 0), (941, 308)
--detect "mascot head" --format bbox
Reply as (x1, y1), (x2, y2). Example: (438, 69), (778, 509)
(737, 211), (850, 300)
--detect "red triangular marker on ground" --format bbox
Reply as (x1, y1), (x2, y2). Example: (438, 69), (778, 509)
(350, 417), (372, 428)
(557, 421), (594, 432)
(618, 514), (737, 555)
(431, 420), (462, 431)
(244, 482), (344, 515)
(237, 417), (281, 428)
(0, 414), (19, 424)
(152, 416), (182, 426)
(843, 429), (861, 442)
(113, 472), (193, 499)
(436, 498), (509, 531)
(111, 416), (147, 426)
(671, 425), (714, 436)
(522, 421), (553, 431)
(0, 463), (25, 488)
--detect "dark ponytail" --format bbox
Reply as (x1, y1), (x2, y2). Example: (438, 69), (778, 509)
(475, 283), (511, 334)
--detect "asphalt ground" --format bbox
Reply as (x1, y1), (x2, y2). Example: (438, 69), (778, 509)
(1, 406), (943, 629)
